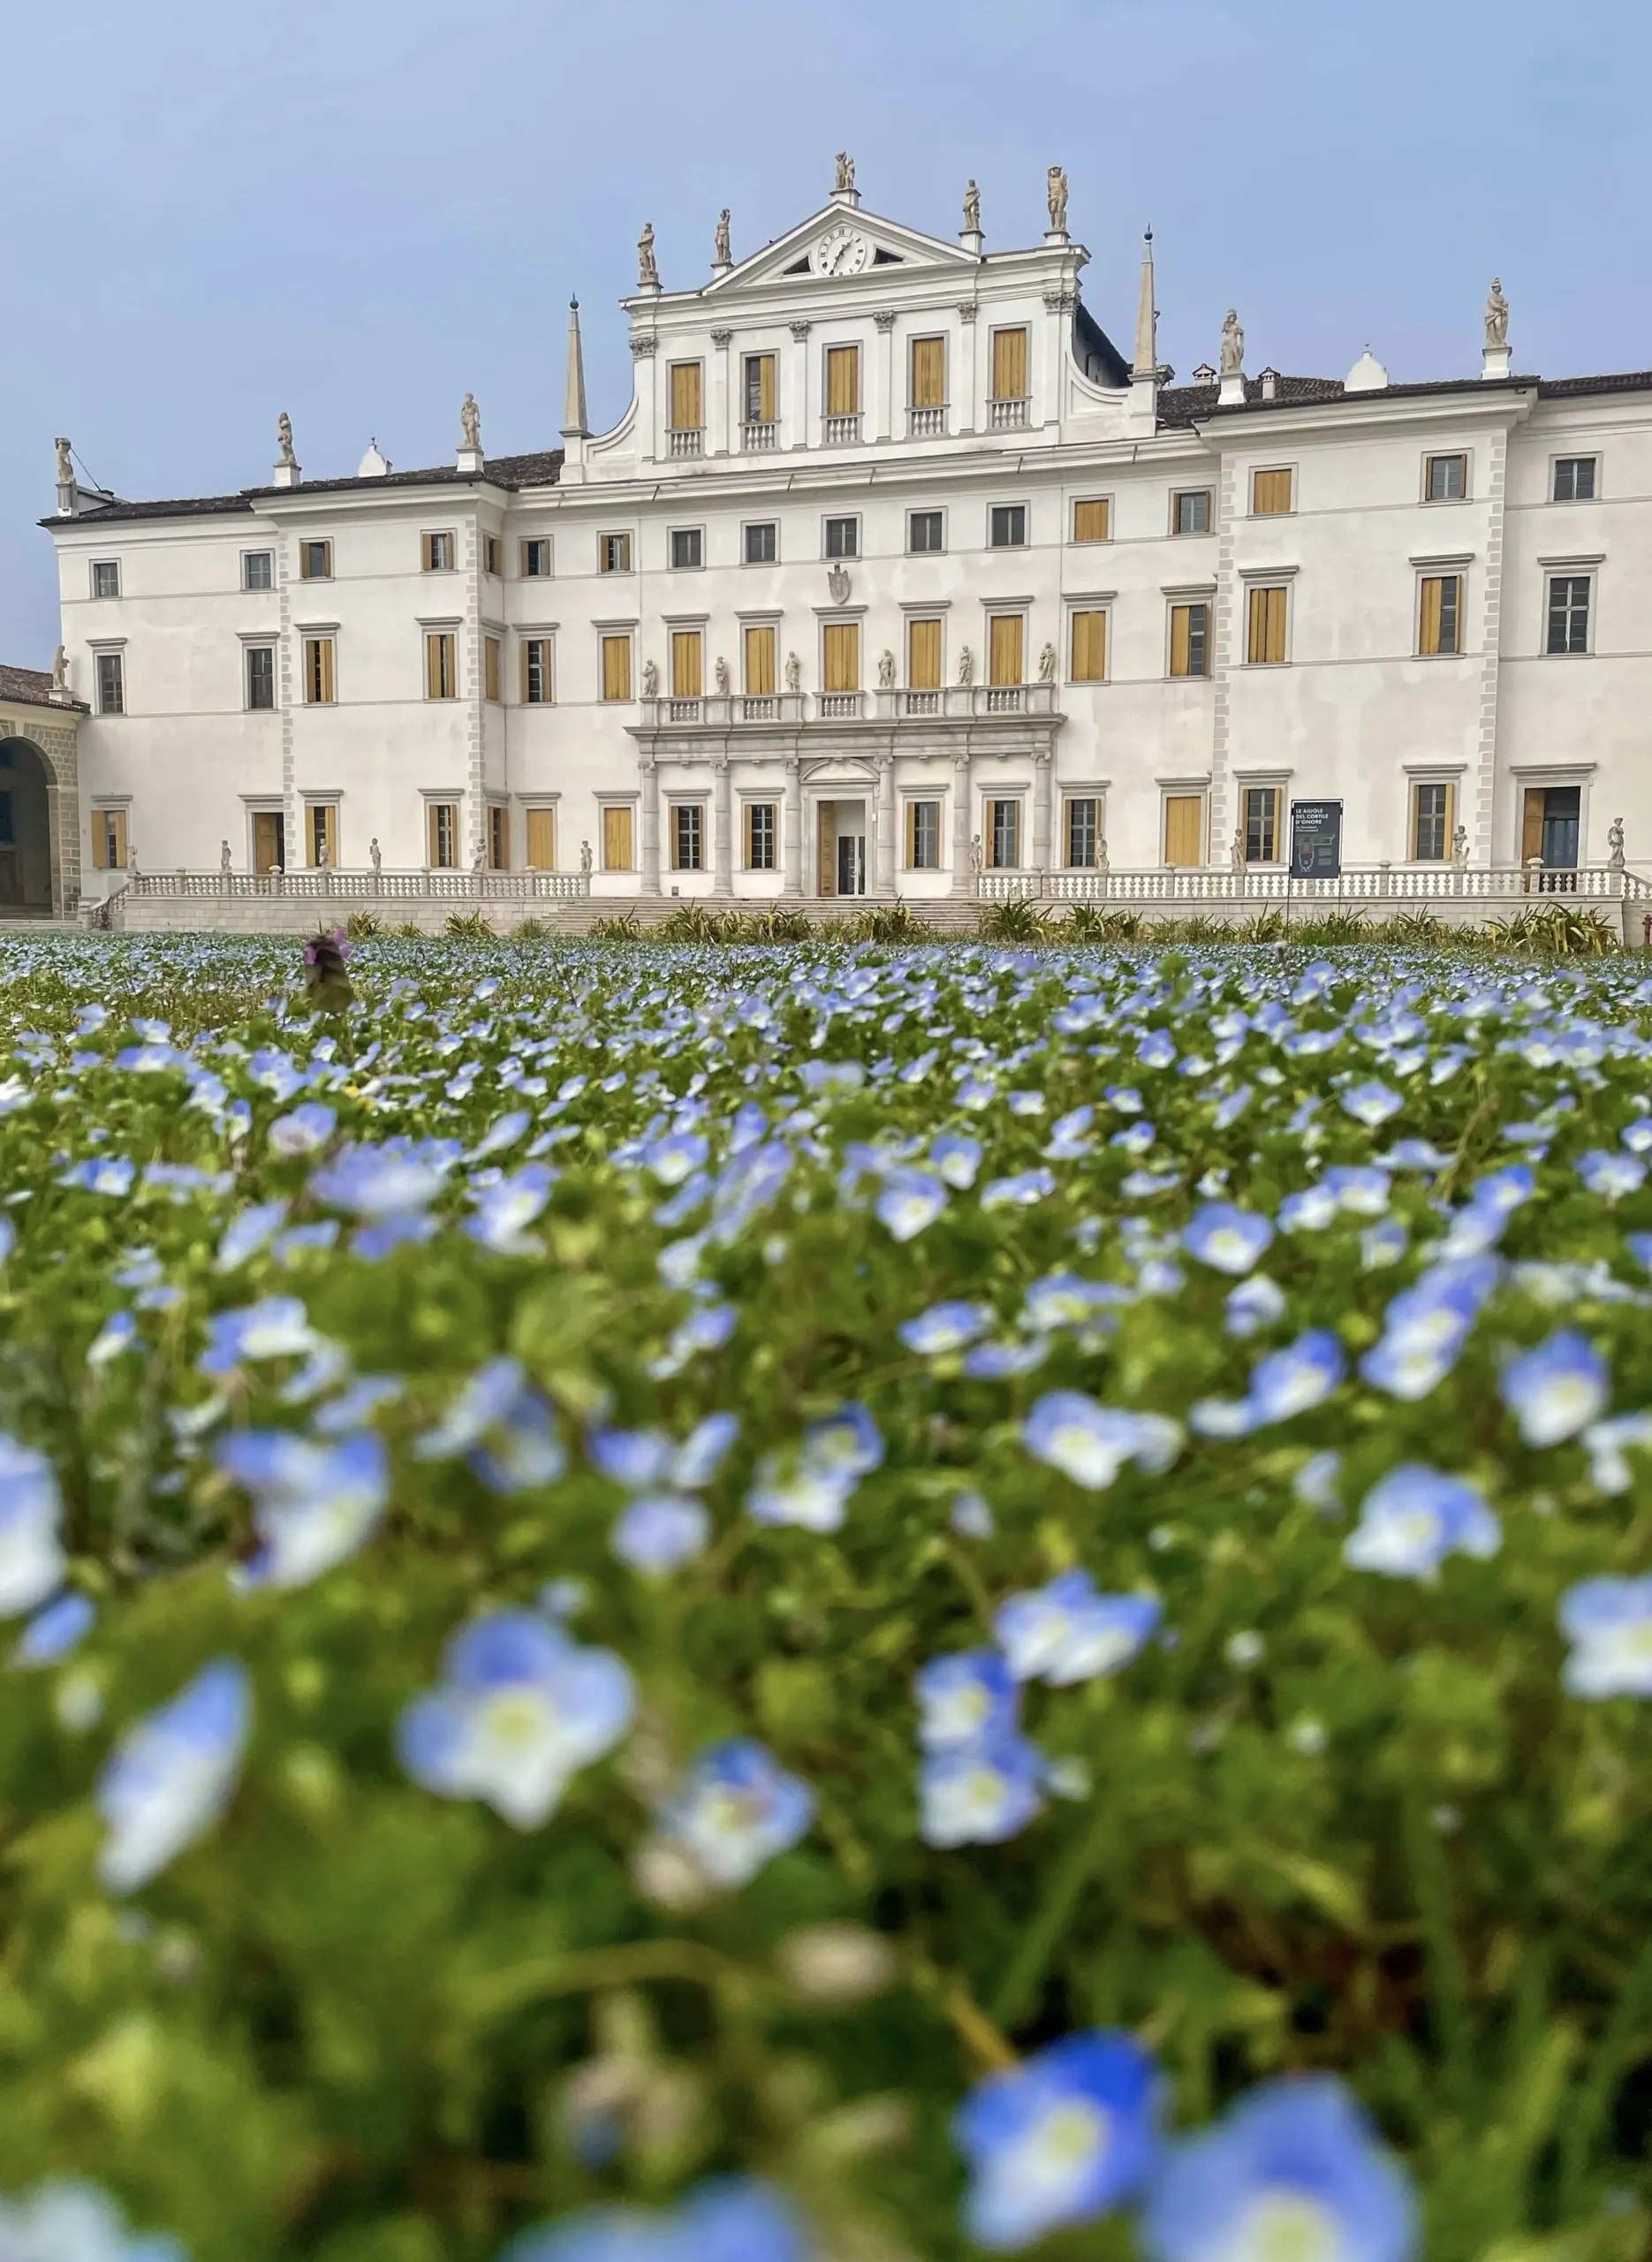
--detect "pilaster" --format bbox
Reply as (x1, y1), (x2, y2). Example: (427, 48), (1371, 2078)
(1208, 457), (1240, 859)
(788, 323), (813, 451)
(711, 330), (734, 458)
(874, 311), (896, 443)
(1472, 426), (1509, 863)
(631, 332), (660, 465)
(640, 757), (662, 893)
(713, 754), (732, 892)
(957, 303), (979, 436)
(951, 752), (972, 894)
(1031, 748), (1053, 878)
(783, 756), (802, 896)
(464, 520), (485, 864)
(278, 541), (296, 869)
(875, 752), (896, 894)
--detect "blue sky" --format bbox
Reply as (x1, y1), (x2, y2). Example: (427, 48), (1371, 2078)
(3, 0), (1647, 660)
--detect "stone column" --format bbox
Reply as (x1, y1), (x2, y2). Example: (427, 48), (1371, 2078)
(951, 752), (973, 895)
(1031, 749), (1053, 889)
(875, 311), (896, 442)
(713, 755), (732, 894)
(710, 330), (733, 457)
(783, 756), (802, 896)
(788, 323), (812, 450)
(640, 757), (662, 893)
(875, 752), (896, 896)
(631, 333), (660, 465)
(957, 303), (979, 436)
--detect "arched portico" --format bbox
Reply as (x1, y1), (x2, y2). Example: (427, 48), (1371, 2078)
(0, 738), (62, 914)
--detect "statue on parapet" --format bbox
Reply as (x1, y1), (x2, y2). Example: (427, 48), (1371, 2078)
(835, 153), (855, 194)
(1220, 309), (1245, 377)
(277, 411), (296, 467)
(1046, 165), (1069, 234)
(1609, 815), (1627, 870)
(638, 223), (659, 290)
(460, 393), (481, 453)
(963, 179), (981, 233)
(1485, 278), (1510, 351)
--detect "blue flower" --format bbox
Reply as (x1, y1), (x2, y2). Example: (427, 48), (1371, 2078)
(0, 1435), (65, 1620)
(1361, 1218), (1410, 1270)
(218, 1430), (390, 1590)
(12, 1590), (95, 1669)
(1581, 1412), (1652, 1495)
(87, 1308), (140, 1368)
(470, 1108), (532, 1161)
(950, 1490), (996, 1538)
(915, 1651), (1019, 1750)
(198, 1296), (317, 1375)
(953, 2031), (1162, 2251)
(930, 1133), (981, 1188)
(1360, 1256), (1498, 1400)
(1140, 2075), (1416, 2262)
(415, 1359), (566, 1494)
(1341, 1082), (1403, 1127)
(466, 1165), (556, 1256)
(1558, 1577), (1652, 1698)
(899, 1301), (993, 1355)
(1322, 1165), (1393, 1218)
(659, 1739), (814, 1887)
(58, 1155), (136, 1196)
(269, 1100), (337, 1157)
(499, 2176), (811, 2262)
(0, 2180), (186, 2262)
(875, 1168), (949, 1241)
(1499, 1329), (1610, 1446)
(1183, 1203), (1275, 1277)
(994, 1574), (1162, 1687)
(311, 1139), (454, 1256)
(982, 1167), (1057, 1210)
(398, 1612), (633, 1829)
(919, 1735), (1045, 1848)
(215, 1198), (289, 1272)
(611, 1495), (710, 1575)
(1343, 1464), (1501, 1579)
(1225, 1275), (1286, 1339)
(1579, 1149), (1647, 1202)
(648, 1127), (710, 1187)
(1023, 1392), (1182, 1492)
(963, 1339), (1051, 1380)
(1246, 1329), (1346, 1425)
(96, 1659), (252, 1894)
(804, 1401), (884, 1476)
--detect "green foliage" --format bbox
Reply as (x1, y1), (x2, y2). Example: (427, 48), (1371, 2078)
(443, 911), (494, 939)
(589, 913), (644, 941)
(840, 901), (938, 945)
(345, 912), (385, 941)
(975, 898), (1053, 944)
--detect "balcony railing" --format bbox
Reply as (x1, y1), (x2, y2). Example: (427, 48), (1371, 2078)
(124, 868), (593, 899)
(668, 428), (703, 458)
(818, 692), (862, 719)
(633, 683), (1064, 732)
(978, 865), (1651, 904)
(989, 398), (1028, 430)
(822, 413), (863, 446)
(904, 689), (940, 716)
(667, 697), (702, 723)
(908, 406), (947, 438)
(740, 695), (778, 721)
(741, 421), (777, 452)
(985, 686), (1023, 713)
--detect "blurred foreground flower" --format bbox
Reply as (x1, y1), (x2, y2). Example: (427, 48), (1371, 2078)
(0, 2178), (186, 2261)
(0, 1435), (66, 1619)
(499, 2176), (812, 2262)
(96, 1659), (251, 1894)
(952, 2030), (1161, 2250)
(218, 1430), (389, 1590)
(1559, 1576), (1652, 1697)
(656, 1739), (814, 1887)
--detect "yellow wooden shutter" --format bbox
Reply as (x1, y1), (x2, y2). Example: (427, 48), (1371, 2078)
(308, 638), (334, 702)
(1253, 467), (1293, 514)
(755, 353), (777, 421)
(526, 807), (556, 869)
(744, 624), (776, 695)
(1420, 577), (1444, 656)
(1170, 606), (1192, 678)
(989, 615), (1025, 686)
(817, 801), (837, 893)
(602, 636), (631, 702)
(991, 327), (1028, 399)
(670, 362), (702, 430)
(1248, 587), (1287, 664)
(1069, 611), (1106, 683)
(603, 805), (633, 870)
(1164, 796), (1203, 866)
(905, 801), (916, 866)
(827, 345), (860, 416)
(671, 631), (702, 698)
(823, 622), (860, 692)
(1521, 790), (1544, 863)
(484, 636), (501, 702)
(428, 803), (443, 866)
(908, 618), (942, 689)
(1072, 497), (1110, 542)
(911, 336), (945, 407)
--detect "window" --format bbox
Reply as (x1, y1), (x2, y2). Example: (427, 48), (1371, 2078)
(1072, 498), (1110, 543)
(1547, 575), (1591, 655)
(825, 344), (860, 416)
(745, 520), (777, 565)
(526, 808), (556, 869)
(906, 800), (941, 869)
(307, 804), (337, 869)
(987, 799), (1020, 869)
(488, 805), (508, 870)
(1425, 453), (1466, 503)
(600, 634), (633, 702)
(1172, 489), (1212, 535)
(243, 550), (274, 591)
(824, 515), (859, 559)
(1069, 611), (1107, 683)
(989, 504), (1027, 550)
(671, 804), (703, 871)
(426, 632), (458, 700)
(1247, 584), (1289, 664)
(910, 335), (946, 407)
(1251, 467), (1293, 515)
(743, 624), (777, 695)
(484, 535), (502, 577)
(990, 326), (1028, 400)
(989, 615), (1025, 687)
(670, 528), (704, 571)
(1163, 795), (1203, 866)
(908, 510), (944, 554)
(744, 353), (777, 425)
(422, 530), (455, 572)
(1553, 456), (1597, 503)
(598, 532), (633, 574)
(91, 807), (128, 870)
(246, 644), (276, 710)
(907, 617), (943, 689)
(1170, 602), (1210, 679)
(1411, 781), (1453, 862)
(302, 636), (335, 703)
(95, 652), (125, 714)
(299, 539), (333, 581)
(521, 537), (552, 577)
(1065, 797), (1099, 869)
(91, 559), (120, 599)
(746, 802), (777, 870)
(521, 637), (553, 705)
(483, 635), (502, 702)
(822, 621), (860, 692)
(1243, 786), (1282, 862)
(671, 630), (703, 699)
(253, 811), (284, 874)
(428, 801), (458, 869)
(602, 806), (633, 870)
(1419, 574), (1463, 657)
(668, 361), (703, 433)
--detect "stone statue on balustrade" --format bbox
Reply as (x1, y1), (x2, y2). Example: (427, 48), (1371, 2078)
(641, 657), (660, 698)
(50, 645), (70, 697)
(968, 834), (985, 879)
(370, 837), (382, 875)
(1610, 816), (1627, 869)
(220, 839), (231, 875)
(784, 650), (801, 693)
(1095, 835), (1110, 876)
(472, 840), (487, 872)
(963, 179), (981, 234)
(1452, 824), (1470, 867)
(1046, 165), (1068, 234)
(460, 393), (481, 452)
(1220, 309), (1245, 377)
(876, 649), (896, 689)
(1231, 826), (1247, 871)
(957, 643), (974, 686)
(715, 209), (731, 266)
(1037, 641), (1057, 683)
(580, 839), (594, 876)
(1485, 278), (1510, 351)
(714, 655), (731, 695)
(277, 411), (296, 467)
(638, 223), (659, 290)
(55, 436), (74, 489)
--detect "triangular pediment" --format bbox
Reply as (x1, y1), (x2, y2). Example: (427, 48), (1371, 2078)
(705, 205), (979, 296)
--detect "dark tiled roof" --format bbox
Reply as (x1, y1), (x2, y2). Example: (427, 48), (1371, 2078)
(1160, 367), (1652, 429)
(0, 664), (87, 716)
(45, 447), (565, 528)
(1537, 369), (1652, 399)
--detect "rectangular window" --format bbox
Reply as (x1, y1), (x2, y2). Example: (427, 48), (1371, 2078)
(908, 509), (944, 553)
(1244, 786), (1282, 862)
(92, 559), (120, 599)
(598, 532), (633, 574)
(1069, 610), (1107, 683)
(1553, 456), (1597, 503)
(744, 353), (777, 424)
(1251, 467), (1293, 516)
(671, 804), (703, 871)
(426, 632), (458, 700)
(1065, 797), (1099, 869)
(1425, 453), (1466, 502)
(1412, 781), (1452, 862)
(824, 515), (859, 559)
(602, 805), (633, 871)
(307, 804), (337, 869)
(95, 652), (125, 714)
(489, 805), (508, 870)
(246, 644), (276, 710)
(822, 621), (860, 693)
(1170, 602), (1210, 679)
(428, 801), (458, 869)
(526, 807), (557, 869)
(826, 344), (860, 416)
(521, 537), (552, 577)
(484, 535), (502, 577)
(907, 617), (943, 689)
(671, 630), (703, 699)
(600, 634), (633, 702)
(483, 635), (502, 702)
(746, 802), (777, 870)
(253, 811), (285, 874)
(989, 504), (1027, 549)
(1072, 497), (1110, 543)
(668, 361), (703, 432)
(1419, 574), (1463, 657)
(744, 520), (777, 565)
(743, 624), (777, 695)
(1163, 794), (1203, 866)
(243, 550), (274, 591)
(987, 799), (1020, 869)
(1172, 489), (1212, 535)
(906, 799), (941, 869)
(301, 637), (334, 704)
(521, 637), (553, 705)
(910, 335), (946, 408)
(1247, 584), (1289, 664)
(299, 539), (332, 581)
(91, 806), (128, 869)
(989, 614), (1025, 687)
(422, 530), (455, 572)
(670, 528), (704, 570)
(1547, 575), (1591, 655)
(990, 326), (1028, 400)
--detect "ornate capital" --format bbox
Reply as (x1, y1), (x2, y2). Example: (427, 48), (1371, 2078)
(957, 301), (979, 323)
(789, 320), (813, 342)
(710, 327), (734, 346)
(874, 310), (897, 331)
(630, 333), (658, 359)
(1042, 289), (1077, 315)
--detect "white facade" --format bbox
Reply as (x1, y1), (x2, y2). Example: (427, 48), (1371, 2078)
(42, 170), (1652, 907)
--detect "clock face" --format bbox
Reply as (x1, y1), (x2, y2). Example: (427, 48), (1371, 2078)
(811, 225), (873, 277)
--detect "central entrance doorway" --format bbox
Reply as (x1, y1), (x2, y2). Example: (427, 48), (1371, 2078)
(1520, 786), (1580, 886)
(817, 799), (867, 897)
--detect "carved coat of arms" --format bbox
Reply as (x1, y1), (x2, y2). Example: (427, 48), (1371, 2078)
(827, 565), (852, 605)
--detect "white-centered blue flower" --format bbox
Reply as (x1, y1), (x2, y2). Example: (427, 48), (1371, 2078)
(311, 1138), (455, 1256)
(875, 1168), (949, 1241)
(96, 1658), (252, 1894)
(1558, 1577), (1652, 1697)
(0, 2179), (186, 2262)
(1360, 1256), (1499, 1400)
(1341, 1081), (1403, 1127)
(981, 1167), (1057, 1210)
(610, 1493), (710, 1575)
(398, 1611), (633, 1830)
(953, 2030), (1162, 2252)
(500, 2176), (809, 2262)
(1022, 1392), (1182, 1492)
(915, 1650), (1019, 1750)
(994, 1573), (1162, 1687)
(0, 1435), (66, 1621)
(268, 1100), (337, 1157)
(930, 1133), (981, 1188)
(899, 1301), (994, 1355)
(1246, 1329), (1346, 1425)
(659, 1738), (814, 1887)
(1183, 1203), (1275, 1277)
(1343, 1464), (1502, 1580)
(466, 1164), (556, 1256)
(218, 1429), (390, 1590)
(415, 1358), (566, 1494)
(1581, 1411), (1652, 1495)
(12, 1590), (95, 1669)
(1226, 1274), (1287, 1339)
(1499, 1329), (1610, 1446)
(951, 1490), (996, 1538)
(198, 1296), (317, 1375)
(919, 1735), (1045, 1848)
(1579, 1149), (1648, 1202)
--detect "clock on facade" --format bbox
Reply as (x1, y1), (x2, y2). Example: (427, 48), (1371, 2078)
(810, 224), (874, 277)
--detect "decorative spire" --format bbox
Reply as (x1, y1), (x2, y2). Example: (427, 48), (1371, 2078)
(562, 297), (590, 438)
(1132, 227), (1156, 377)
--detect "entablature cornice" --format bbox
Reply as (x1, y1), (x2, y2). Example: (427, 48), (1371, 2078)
(1194, 387), (1537, 448)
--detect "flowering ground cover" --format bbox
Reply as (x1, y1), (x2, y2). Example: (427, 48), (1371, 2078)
(3, 931), (1652, 2261)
